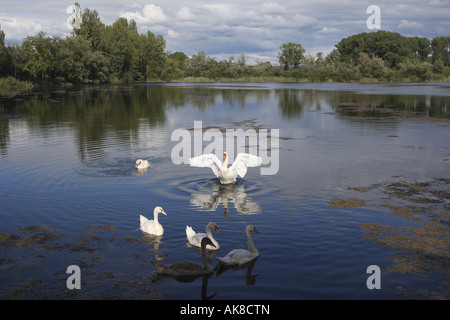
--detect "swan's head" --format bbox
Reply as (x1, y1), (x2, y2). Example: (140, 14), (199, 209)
(201, 237), (216, 248)
(223, 152), (227, 160)
(247, 225), (259, 233)
(208, 222), (220, 234)
(155, 206), (167, 216)
(135, 159), (143, 168)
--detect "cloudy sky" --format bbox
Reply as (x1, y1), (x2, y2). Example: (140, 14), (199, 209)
(0, 0), (449, 64)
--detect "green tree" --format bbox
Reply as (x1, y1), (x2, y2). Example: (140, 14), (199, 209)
(161, 57), (183, 81)
(137, 31), (166, 81)
(100, 18), (139, 82)
(160, 51), (187, 81)
(336, 33), (368, 63)
(100, 18), (166, 82)
(368, 31), (411, 68)
(431, 36), (450, 67)
(76, 6), (105, 52)
(252, 61), (273, 77)
(205, 58), (222, 80)
(169, 51), (188, 64)
(0, 26), (12, 76)
(406, 37), (431, 62)
(54, 35), (110, 84)
(336, 31), (423, 69)
(398, 58), (433, 81)
(357, 52), (386, 79)
(20, 32), (55, 81)
(278, 42), (305, 70)
(6, 44), (25, 79)
(54, 35), (88, 83)
(185, 51), (210, 77)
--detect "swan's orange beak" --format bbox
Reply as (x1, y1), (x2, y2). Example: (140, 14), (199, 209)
(161, 209), (167, 216)
(223, 153), (226, 160)
(216, 228), (221, 234)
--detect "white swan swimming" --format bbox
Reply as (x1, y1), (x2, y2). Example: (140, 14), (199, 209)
(186, 222), (220, 250)
(188, 152), (262, 184)
(135, 159), (150, 169)
(151, 237), (216, 280)
(217, 225), (259, 266)
(140, 206), (167, 236)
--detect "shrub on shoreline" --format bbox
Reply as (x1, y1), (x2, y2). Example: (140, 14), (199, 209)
(0, 77), (32, 90)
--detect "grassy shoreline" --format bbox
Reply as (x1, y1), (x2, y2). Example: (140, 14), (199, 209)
(1, 75), (449, 92)
(0, 77), (33, 90)
(164, 75), (450, 83)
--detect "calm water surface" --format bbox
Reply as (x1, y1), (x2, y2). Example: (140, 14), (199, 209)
(0, 82), (449, 300)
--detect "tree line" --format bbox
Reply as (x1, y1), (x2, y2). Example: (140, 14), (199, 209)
(0, 3), (449, 86)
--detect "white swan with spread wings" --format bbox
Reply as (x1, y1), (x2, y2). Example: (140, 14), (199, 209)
(188, 152), (262, 184)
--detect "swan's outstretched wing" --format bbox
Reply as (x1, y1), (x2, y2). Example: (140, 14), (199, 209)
(188, 154), (222, 177)
(230, 153), (262, 178)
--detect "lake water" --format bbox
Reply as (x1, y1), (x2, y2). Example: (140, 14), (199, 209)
(0, 82), (449, 300)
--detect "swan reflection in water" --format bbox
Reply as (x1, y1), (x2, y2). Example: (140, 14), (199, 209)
(140, 234), (167, 261)
(135, 167), (149, 176)
(151, 237), (218, 299)
(189, 181), (261, 216)
(215, 257), (259, 285)
(215, 225), (260, 285)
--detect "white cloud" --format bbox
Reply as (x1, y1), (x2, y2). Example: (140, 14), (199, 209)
(0, 15), (42, 42)
(0, 0), (448, 62)
(176, 7), (196, 21)
(261, 2), (286, 14)
(397, 19), (424, 30)
(120, 4), (167, 24)
(201, 4), (233, 18)
(167, 29), (179, 38)
(123, 3), (143, 9)
(292, 14), (318, 28)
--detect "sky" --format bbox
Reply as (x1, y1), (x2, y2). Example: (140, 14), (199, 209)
(0, 0), (449, 64)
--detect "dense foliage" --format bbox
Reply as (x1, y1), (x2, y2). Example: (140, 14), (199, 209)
(0, 3), (449, 85)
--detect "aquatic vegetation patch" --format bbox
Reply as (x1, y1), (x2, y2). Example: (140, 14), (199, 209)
(335, 101), (450, 121)
(336, 102), (423, 119)
(357, 178), (450, 299)
(348, 184), (381, 193)
(0, 226), (68, 248)
(384, 180), (449, 204)
(0, 225), (162, 299)
(329, 198), (366, 207)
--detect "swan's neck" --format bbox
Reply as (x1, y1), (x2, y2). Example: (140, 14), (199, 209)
(201, 245), (213, 271)
(206, 227), (214, 239)
(153, 209), (160, 225)
(246, 230), (259, 255)
(222, 155), (228, 169)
